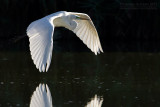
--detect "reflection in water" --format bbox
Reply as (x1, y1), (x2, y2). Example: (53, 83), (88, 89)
(86, 95), (103, 107)
(1, 52), (160, 106)
(30, 83), (103, 107)
(30, 84), (52, 107)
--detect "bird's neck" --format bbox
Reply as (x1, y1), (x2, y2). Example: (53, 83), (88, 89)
(53, 17), (75, 30)
(53, 17), (65, 27)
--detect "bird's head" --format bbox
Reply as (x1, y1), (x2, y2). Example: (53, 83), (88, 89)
(75, 15), (89, 20)
(70, 14), (89, 20)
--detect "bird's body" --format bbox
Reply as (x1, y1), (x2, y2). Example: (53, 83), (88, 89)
(27, 11), (103, 72)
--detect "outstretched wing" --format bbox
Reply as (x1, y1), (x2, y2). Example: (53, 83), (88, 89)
(27, 17), (54, 72)
(72, 13), (103, 55)
(30, 84), (52, 107)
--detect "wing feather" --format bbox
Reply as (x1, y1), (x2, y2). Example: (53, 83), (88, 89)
(78, 24), (85, 39)
(83, 25), (89, 44)
(87, 30), (91, 50)
(81, 25), (87, 41)
(76, 22), (84, 37)
(27, 17), (54, 72)
(72, 13), (103, 54)
(90, 32), (94, 52)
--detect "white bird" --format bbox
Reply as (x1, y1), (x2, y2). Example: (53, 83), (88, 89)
(27, 11), (103, 72)
(30, 84), (52, 107)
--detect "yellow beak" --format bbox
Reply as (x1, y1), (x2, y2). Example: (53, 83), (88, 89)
(79, 17), (89, 20)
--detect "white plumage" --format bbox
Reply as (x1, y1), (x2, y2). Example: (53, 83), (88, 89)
(27, 11), (103, 72)
(30, 84), (52, 107)
(30, 84), (103, 107)
(86, 95), (103, 107)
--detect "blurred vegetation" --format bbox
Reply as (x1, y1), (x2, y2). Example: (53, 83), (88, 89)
(0, 0), (159, 52)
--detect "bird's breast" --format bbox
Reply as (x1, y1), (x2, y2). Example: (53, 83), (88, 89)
(53, 17), (67, 27)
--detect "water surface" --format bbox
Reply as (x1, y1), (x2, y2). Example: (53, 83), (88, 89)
(0, 52), (160, 107)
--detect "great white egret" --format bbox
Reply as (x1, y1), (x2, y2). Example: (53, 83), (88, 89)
(30, 83), (103, 107)
(27, 11), (103, 72)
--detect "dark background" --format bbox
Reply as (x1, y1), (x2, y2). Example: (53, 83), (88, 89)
(0, 0), (160, 107)
(0, 0), (159, 52)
